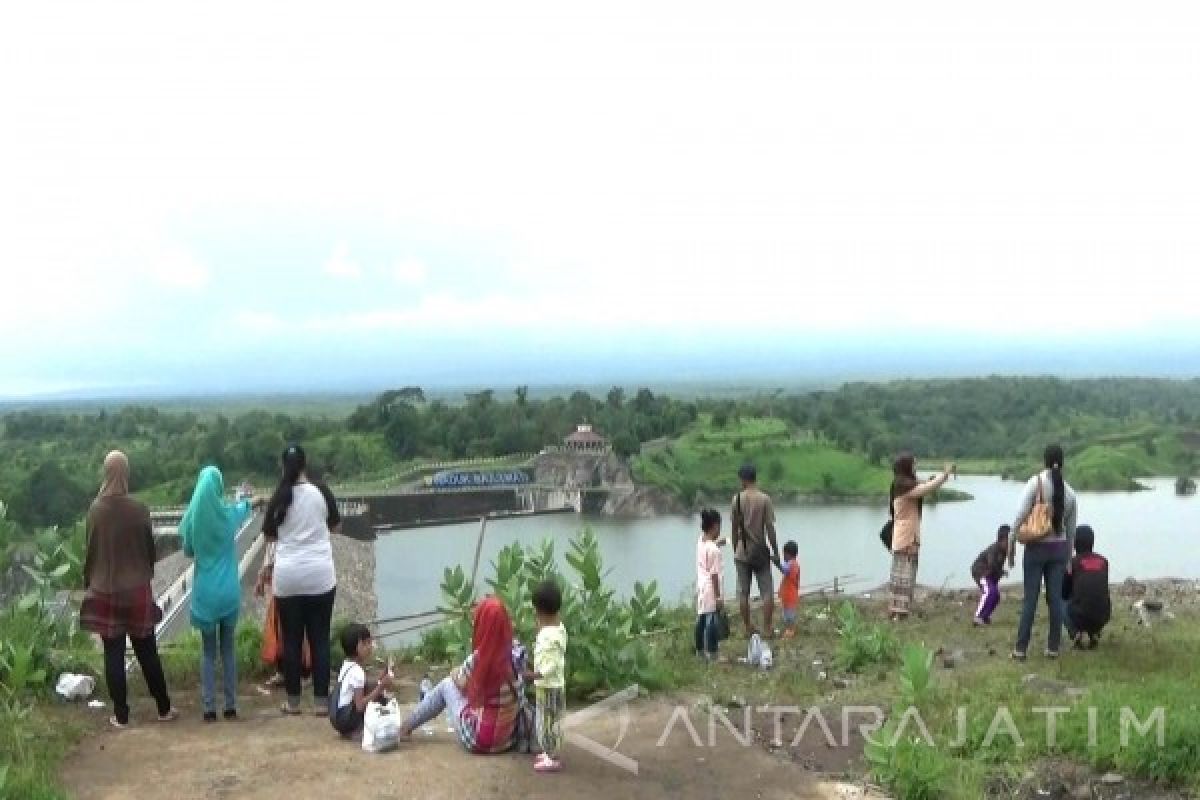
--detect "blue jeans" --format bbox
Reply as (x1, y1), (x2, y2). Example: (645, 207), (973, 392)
(201, 615), (238, 714)
(1015, 544), (1068, 654)
(694, 612), (719, 656)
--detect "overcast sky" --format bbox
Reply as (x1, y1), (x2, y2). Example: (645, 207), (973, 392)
(2, 2), (1199, 396)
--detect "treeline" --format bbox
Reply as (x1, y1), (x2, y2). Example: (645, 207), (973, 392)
(3, 377), (1199, 532)
(345, 386), (698, 460)
(0, 387), (698, 530)
(710, 377), (1200, 466)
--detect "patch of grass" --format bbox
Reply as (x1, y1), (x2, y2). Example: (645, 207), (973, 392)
(0, 700), (84, 800)
(160, 623), (271, 686)
(663, 587), (1200, 798)
(632, 415), (894, 501)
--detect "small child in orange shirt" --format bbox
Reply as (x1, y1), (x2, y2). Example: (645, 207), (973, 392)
(776, 540), (800, 638)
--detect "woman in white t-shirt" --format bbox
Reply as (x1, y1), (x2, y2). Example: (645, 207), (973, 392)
(257, 445), (340, 715)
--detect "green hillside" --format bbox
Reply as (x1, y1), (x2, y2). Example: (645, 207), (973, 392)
(631, 416), (968, 505)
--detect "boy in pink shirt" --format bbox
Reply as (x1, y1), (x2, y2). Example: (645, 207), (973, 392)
(695, 509), (725, 661)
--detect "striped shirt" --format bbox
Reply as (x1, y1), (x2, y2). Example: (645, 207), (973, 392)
(452, 642), (527, 754)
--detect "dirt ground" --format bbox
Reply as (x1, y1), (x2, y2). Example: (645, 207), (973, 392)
(59, 672), (879, 800)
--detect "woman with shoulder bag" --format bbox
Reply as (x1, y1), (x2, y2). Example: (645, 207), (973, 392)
(887, 453), (954, 621)
(1009, 445), (1077, 661)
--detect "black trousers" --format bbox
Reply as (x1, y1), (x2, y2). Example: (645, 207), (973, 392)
(276, 588), (336, 700)
(102, 635), (172, 724)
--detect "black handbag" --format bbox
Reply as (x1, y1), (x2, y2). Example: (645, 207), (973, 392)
(879, 486), (895, 551)
(879, 519), (894, 551)
(715, 608), (731, 641)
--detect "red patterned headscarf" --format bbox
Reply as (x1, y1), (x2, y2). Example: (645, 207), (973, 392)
(466, 596), (514, 708)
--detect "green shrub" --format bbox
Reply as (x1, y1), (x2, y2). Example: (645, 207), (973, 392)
(865, 721), (950, 800)
(0, 514), (90, 800)
(834, 602), (899, 673)
(435, 527), (669, 699)
(412, 625), (452, 664)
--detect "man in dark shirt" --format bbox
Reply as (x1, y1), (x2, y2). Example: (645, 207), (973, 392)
(1063, 524), (1111, 649)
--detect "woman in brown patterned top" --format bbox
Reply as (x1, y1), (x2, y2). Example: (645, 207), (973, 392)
(888, 453), (954, 620)
(80, 451), (178, 728)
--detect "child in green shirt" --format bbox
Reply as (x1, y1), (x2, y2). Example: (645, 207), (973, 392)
(529, 580), (567, 773)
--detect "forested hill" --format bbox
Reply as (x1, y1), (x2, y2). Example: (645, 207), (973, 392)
(787, 377), (1200, 461)
(2, 377), (1198, 533)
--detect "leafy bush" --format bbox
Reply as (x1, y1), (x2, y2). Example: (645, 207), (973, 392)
(834, 602), (899, 673)
(435, 527), (669, 698)
(865, 721), (949, 800)
(898, 643), (933, 709)
(864, 642), (947, 798)
(0, 512), (92, 800)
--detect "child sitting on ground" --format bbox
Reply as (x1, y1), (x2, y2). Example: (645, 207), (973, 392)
(1064, 525), (1111, 649)
(776, 540), (800, 639)
(695, 509), (724, 661)
(529, 580), (567, 773)
(330, 624), (393, 737)
(971, 525), (1010, 626)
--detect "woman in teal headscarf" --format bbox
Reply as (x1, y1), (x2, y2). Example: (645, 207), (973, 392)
(181, 466), (252, 721)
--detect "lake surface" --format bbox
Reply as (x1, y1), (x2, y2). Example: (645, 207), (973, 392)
(374, 476), (1198, 626)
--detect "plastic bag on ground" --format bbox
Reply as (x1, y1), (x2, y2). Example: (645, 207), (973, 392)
(56, 673), (96, 701)
(747, 633), (764, 667)
(362, 698), (402, 753)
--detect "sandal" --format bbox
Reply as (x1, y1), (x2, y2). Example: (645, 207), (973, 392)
(534, 754), (563, 773)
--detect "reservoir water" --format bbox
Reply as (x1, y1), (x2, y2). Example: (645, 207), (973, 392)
(374, 476), (1197, 625)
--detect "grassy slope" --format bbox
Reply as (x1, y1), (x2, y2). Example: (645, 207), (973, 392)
(632, 416), (971, 502)
(656, 588), (1200, 797)
(634, 417), (890, 500)
(933, 424), (1200, 491)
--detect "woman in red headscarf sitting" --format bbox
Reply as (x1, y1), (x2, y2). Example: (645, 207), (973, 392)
(400, 596), (529, 754)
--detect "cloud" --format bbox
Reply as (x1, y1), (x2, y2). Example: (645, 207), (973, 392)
(229, 310), (286, 334)
(149, 246), (211, 290)
(6, 1), (1200, 391)
(323, 243), (362, 279)
(390, 258), (428, 286)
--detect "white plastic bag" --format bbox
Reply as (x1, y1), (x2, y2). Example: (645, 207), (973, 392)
(55, 673), (96, 701)
(747, 633), (764, 667)
(746, 634), (773, 670)
(362, 698), (401, 753)
(759, 642), (773, 670)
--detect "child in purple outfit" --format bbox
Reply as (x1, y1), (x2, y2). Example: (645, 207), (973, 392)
(971, 525), (1010, 626)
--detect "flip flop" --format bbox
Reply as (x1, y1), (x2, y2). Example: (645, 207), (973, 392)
(534, 756), (563, 773)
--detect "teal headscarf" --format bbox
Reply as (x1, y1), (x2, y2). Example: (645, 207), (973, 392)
(181, 466), (251, 631)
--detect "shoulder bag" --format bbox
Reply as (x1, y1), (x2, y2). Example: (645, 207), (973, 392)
(1016, 475), (1054, 545)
